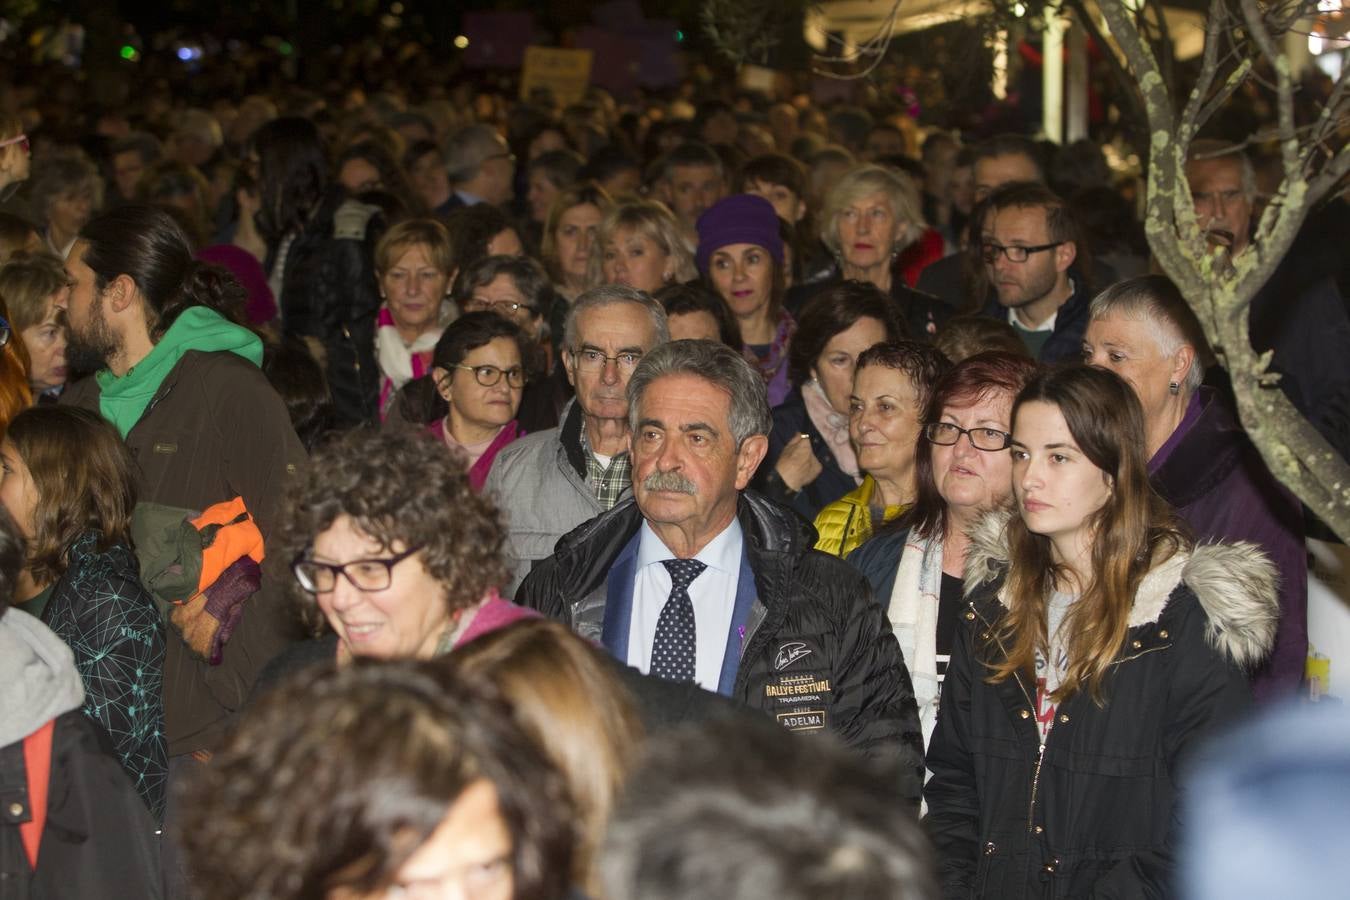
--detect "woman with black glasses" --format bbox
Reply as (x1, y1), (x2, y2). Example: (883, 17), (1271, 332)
(388, 311), (529, 492)
(256, 427), (535, 685)
(849, 351), (1038, 752)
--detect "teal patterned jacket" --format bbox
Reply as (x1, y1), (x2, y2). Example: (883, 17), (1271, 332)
(43, 530), (167, 821)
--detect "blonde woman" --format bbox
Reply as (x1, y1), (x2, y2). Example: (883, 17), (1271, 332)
(814, 164), (952, 338)
(372, 218), (457, 419)
(591, 198), (696, 295)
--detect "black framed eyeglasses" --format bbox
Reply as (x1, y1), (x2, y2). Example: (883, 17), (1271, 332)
(980, 241), (1063, 264)
(291, 544), (424, 593)
(453, 363), (526, 388)
(923, 422), (1012, 451)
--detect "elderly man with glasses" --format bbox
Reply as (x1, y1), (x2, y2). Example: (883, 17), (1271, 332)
(484, 284), (669, 596)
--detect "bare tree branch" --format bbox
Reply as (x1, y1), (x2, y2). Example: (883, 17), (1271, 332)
(1105, 0), (1350, 540)
(1179, 0), (1228, 140)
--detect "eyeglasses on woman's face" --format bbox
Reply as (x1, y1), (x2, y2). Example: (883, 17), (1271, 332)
(923, 421), (1012, 451)
(292, 544), (424, 593)
(452, 363), (526, 389)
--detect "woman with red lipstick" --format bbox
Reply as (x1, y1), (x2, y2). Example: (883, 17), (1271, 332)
(800, 165), (954, 340)
(849, 351), (1037, 752)
(373, 218), (455, 420)
(924, 365), (1278, 899)
(695, 194), (795, 407)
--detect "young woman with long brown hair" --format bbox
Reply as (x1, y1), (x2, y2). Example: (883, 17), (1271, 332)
(924, 365), (1279, 899)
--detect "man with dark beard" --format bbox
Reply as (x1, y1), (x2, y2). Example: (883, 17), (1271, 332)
(58, 204), (305, 895)
(516, 340), (923, 804)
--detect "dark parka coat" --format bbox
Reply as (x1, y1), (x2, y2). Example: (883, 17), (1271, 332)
(517, 490), (926, 807)
(924, 512), (1278, 900)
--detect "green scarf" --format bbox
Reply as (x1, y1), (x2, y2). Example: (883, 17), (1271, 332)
(97, 306), (263, 438)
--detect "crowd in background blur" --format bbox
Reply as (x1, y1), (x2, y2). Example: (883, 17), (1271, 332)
(0, 16), (1346, 900)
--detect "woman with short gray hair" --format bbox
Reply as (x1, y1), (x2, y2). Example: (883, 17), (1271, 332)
(788, 164), (952, 339)
(1082, 274), (1306, 699)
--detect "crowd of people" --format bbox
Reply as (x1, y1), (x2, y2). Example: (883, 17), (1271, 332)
(0, 42), (1345, 899)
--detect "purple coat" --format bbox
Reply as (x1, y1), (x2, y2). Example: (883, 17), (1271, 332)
(1150, 388), (1307, 700)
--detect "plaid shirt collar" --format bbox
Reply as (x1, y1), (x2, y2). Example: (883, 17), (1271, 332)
(579, 421), (631, 511)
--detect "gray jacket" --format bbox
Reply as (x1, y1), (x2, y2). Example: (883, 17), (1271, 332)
(484, 399), (628, 596)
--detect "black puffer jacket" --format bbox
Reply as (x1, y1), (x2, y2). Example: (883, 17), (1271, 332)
(276, 189), (385, 428)
(517, 490), (925, 807)
(924, 513), (1278, 900)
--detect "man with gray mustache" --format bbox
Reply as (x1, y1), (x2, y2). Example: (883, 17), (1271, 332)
(517, 339), (923, 802)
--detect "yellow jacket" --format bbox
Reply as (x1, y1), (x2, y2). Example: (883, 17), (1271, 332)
(812, 475), (906, 559)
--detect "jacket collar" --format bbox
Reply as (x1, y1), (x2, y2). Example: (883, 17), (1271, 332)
(962, 507), (1278, 667)
(558, 398), (588, 479)
(1149, 388), (1249, 507)
(980, 265), (1093, 333)
(550, 489), (812, 596)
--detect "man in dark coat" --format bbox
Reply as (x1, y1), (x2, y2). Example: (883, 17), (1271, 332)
(517, 339), (923, 805)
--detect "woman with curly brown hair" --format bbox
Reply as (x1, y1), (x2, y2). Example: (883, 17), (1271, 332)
(182, 659), (575, 900)
(259, 427), (535, 682)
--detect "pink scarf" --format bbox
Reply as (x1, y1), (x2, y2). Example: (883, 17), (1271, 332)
(802, 378), (861, 481)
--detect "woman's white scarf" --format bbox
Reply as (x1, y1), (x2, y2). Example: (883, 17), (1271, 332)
(887, 529), (944, 751)
(375, 303), (452, 416)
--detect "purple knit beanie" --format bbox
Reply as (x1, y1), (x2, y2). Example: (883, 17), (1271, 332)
(695, 194), (784, 274)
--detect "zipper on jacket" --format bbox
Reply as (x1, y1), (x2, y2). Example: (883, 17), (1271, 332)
(968, 600), (1047, 836)
(342, 323), (374, 419)
(836, 505), (858, 557)
(126, 382), (177, 445)
(1027, 742), (1045, 834)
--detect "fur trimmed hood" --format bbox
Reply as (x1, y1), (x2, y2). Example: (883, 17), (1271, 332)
(962, 509), (1280, 668)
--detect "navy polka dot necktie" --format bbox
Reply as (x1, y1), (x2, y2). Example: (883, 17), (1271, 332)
(651, 558), (706, 683)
